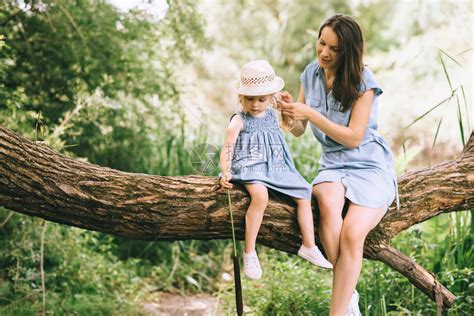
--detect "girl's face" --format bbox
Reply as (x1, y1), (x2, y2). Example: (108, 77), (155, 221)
(241, 94), (272, 116)
(316, 26), (340, 71)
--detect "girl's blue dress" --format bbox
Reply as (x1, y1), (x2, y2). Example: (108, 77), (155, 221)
(228, 108), (312, 200)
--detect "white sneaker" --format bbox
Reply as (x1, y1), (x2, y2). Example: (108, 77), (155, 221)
(243, 250), (262, 280)
(297, 245), (333, 269)
(345, 290), (361, 316)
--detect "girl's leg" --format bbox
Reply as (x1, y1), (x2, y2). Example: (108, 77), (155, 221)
(312, 182), (346, 265)
(293, 198), (315, 248)
(294, 197), (333, 269)
(243, 183), (269, 253)
(330, 203), (386, 315)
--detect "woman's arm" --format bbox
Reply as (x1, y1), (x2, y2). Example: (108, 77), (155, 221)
(219, 115), (243, 189)
(280, 89), (375, 148)
(288, 86), (309, 137)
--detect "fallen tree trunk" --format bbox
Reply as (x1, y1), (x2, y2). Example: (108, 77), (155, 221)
(0, 124), (472, 310)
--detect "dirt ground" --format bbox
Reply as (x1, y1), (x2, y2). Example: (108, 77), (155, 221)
(143, 292), (218, 316)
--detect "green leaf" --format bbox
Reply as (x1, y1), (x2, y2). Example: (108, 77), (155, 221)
(439, 48), (463, 68)
(405, 96), (451, 129)
(432, 115), (443, 149)
(460, 85), (471, 133)
(455, 94), (465, 146)
(439, 51), (453, 91)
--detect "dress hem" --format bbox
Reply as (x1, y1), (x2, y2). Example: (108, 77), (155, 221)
(231, 179), (312, 200)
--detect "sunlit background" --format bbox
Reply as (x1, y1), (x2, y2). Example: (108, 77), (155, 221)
(111, 0), (472, 167)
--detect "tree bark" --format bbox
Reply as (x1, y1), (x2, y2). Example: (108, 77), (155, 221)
(1, 125), (472, 309)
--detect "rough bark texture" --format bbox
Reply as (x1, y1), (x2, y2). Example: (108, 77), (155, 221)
(1, 125), (473, 310)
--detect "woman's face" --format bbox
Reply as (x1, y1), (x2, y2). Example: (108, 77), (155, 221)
(241, 95), (272, 116)
(316, 26), (340, 71)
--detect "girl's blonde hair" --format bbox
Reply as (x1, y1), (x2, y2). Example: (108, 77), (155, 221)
(236, 94), (277, 114)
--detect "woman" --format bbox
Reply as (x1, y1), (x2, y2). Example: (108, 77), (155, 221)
(278, 14), (398, 315)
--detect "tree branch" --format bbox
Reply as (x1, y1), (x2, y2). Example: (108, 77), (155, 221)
(0, 125), (472, 309)
(365, 243), (456, 310)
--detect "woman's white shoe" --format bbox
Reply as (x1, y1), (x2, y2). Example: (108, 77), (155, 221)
(345, 290), (362, 316)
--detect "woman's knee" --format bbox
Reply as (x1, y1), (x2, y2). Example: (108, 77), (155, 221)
(340, 225), (366, 250)
(313, 185), (345, 218)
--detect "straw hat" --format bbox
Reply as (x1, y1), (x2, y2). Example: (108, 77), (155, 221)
(234, 60), (284, 96)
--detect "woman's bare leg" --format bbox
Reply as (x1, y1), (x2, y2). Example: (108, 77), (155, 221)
(330, 203), (386, 315)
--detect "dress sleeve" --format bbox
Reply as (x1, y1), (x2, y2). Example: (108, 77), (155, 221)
(300, 61), (317, 94)
(359, 67), (383, 97)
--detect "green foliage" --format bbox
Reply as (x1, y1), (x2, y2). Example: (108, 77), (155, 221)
(214, 247), (332, 315)
(213, 213), (473, 315)
(110, 238), (231, 293)
(0, 210), (146, 315)
(202, 0), (398, 95)
(0, 0), (208, 130)
(359, 212), (473, 315)
(0, 0), (216, 314)
(285, 130), (322, 182)
(57, 91), (210, 174)
(0, 0), (211, 174)
(0, 207), (234, 314)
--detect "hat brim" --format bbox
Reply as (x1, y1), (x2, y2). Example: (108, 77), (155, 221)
(234, 76), (284, 96)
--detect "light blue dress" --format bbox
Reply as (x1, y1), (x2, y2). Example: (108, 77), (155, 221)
(301, 61), (399, 210)
(226, 108), (312, 200)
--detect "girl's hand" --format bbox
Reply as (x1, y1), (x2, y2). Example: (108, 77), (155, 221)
(278, 100), (311, 120)
(220, 172), (233, 189)
(272, 92), (282, 110)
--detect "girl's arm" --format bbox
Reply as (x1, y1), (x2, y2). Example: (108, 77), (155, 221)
(219, 115), (243, 189)
(280, 89), (375, 148)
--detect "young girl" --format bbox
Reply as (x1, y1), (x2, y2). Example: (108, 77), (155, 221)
(219, 59), (332, 280)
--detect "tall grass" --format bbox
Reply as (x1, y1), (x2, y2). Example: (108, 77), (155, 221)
(405, 49), (472, 150)
(359, 212), (473, 315)
(214, 212), (472, 314)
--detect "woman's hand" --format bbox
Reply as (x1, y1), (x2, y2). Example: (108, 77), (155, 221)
(220, 171), (233, 189)
(280, 91), (294, 103)
(278, 100), (311, 120)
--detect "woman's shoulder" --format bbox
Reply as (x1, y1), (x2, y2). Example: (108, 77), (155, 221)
(302, 60), (321, 75)
(300, 60), (322, 97)
(362, 66), (376, 79)
(360, 66), (382, 96)
(300, 60), (322, 89)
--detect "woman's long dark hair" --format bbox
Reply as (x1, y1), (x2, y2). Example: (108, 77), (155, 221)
(318, 14), (364, 112)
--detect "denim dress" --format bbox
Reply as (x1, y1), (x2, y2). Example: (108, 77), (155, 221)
(225, 108), (312, 200)
(301, 61), (399, 210)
